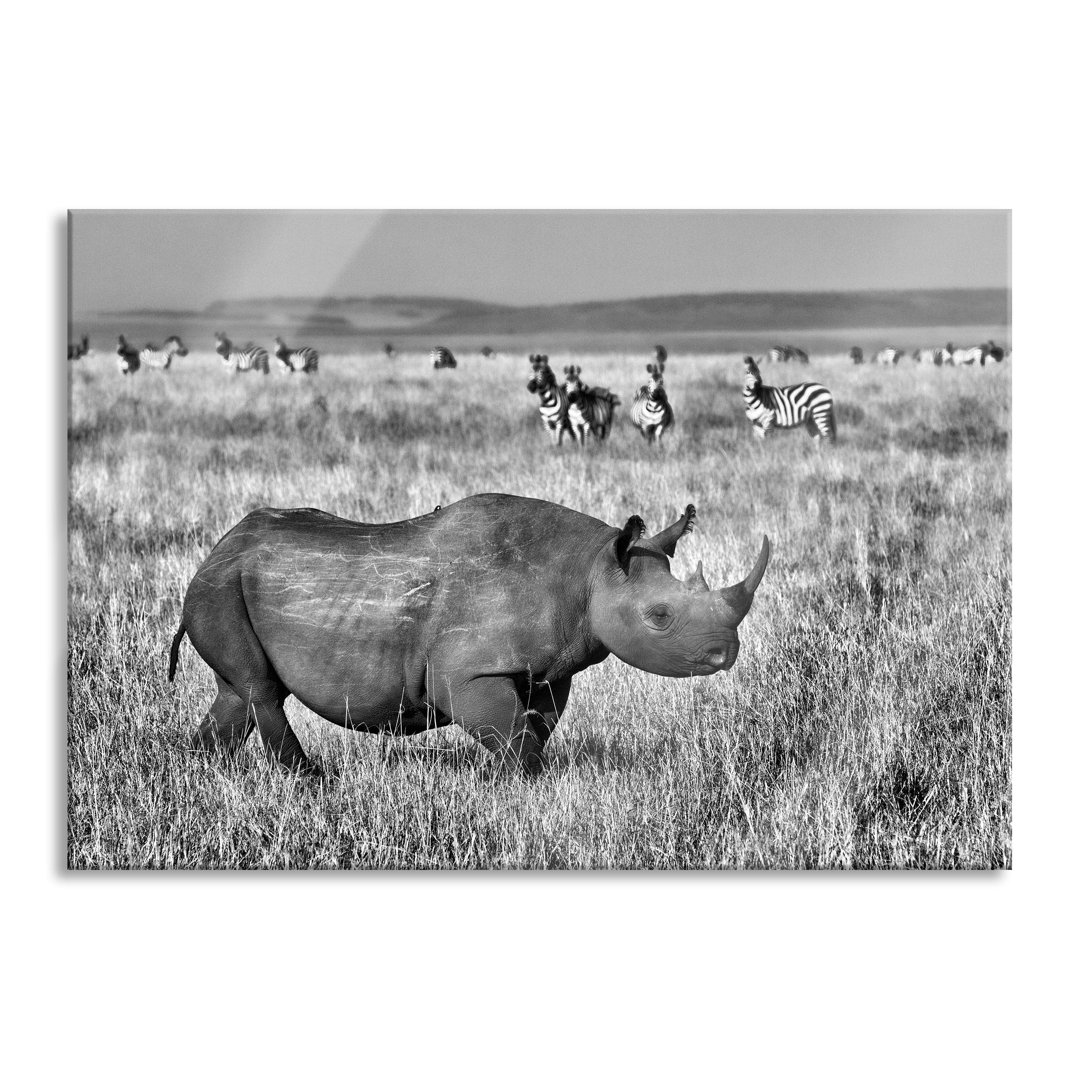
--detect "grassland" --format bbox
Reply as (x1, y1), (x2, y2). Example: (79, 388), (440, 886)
(67, 347), (1011, 869)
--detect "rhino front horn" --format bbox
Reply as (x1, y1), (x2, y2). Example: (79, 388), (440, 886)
(716, 535), (770, 623)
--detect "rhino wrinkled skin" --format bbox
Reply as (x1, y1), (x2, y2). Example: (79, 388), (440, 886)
(169, 493), (769, 773)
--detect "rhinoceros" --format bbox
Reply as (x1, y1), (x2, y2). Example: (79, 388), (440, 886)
(168, 494), (769, 773)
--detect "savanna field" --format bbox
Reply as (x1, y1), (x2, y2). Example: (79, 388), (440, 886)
(67, 347), (1011, 869)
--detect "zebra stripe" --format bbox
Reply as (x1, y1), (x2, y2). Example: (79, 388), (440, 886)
(140, 335), (188, 371)
(873, 346), (904, 365)
(431, 347), (457, 369)
(116, 334), (141, 375)
(563, 365), (619, 443)
(742, 356), (835, 442)
(216, 333), (269, 374)
(273, 337), (319, 374)
(630, 364), (674, 445)
(526, 355), (573, 445)
(68, 335), (89, 361)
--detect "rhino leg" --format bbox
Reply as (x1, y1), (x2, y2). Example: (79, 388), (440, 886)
(190, 677), (312, 773)
(249, 698), (314, 774)
(436, 675), (550, 772)
(190, 674), (256, 755)
(523, 676), (572, 747)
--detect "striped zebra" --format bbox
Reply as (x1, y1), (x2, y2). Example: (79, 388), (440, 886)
(563, 365), (619, 444)
(141, 335), (188, 371)
(215, 332), (269, 374)
(273, 336), (319, 374)
(951, 345), (983, 366)
(742, 356), (835, 442)
(526, 354), (574, 446)
(982, 340), (1006, 364)
(68, 335), (89, 361)
(116, 334), (141, 375)
(431, 346), (457, 369)
(768, 344), (810, 364)
(849, 346), (864, 365)
(630, 363), (675, 446)
(873, 346), (904, 365)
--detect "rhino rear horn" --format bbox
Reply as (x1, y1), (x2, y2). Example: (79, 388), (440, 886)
(650, 504), (696, 556)
(687, 560), (709, 593)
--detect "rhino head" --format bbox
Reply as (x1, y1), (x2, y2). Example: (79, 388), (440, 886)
(590, 505), (769, 677)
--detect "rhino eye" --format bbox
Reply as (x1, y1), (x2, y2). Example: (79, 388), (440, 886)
(645, 604), (673, 629)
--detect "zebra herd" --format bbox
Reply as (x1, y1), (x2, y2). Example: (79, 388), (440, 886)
(72, 330), (1006, 450)
(96, 332), (320, 376)
(527, 346), (674, 447)
(849, 341), (1007, 367)
(523, 346), (840, 448)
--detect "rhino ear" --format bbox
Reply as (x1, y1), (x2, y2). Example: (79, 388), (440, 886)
(615, 515), (647, 572)
(650, 504), (696, 556)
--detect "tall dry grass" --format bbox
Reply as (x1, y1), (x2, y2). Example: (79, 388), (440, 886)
(68, 347), (1010, 868)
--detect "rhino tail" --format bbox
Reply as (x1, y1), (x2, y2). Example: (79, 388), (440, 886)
(168, 622), (187, 682)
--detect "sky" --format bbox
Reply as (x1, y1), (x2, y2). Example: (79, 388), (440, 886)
(70, 210), (1009, 314)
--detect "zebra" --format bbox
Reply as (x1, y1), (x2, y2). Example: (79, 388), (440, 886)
(431, 346), (457, 369)
(526, 354), (574, 446)
(982, 340), (1006, 364)
(768, 344), (809, 364)
(873, 346), (904, 365)
(849, 346), (864, 365)
(741, 355), (835, 442)
(951, 345), (983, 366)
(273, 336), (319, 374)
(215, 332), (270, 374)
(563, 365), (619, 444)
(630, 363), (675, 446)
(140, 335), (189, 371)
(68, 335), (89, 361)
(116, 334), (141, 375)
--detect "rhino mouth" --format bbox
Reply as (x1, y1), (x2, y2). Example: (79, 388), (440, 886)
(697, 640), (739, 673)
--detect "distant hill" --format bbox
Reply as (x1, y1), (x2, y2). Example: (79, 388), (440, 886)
(83, 289), (1008, 342)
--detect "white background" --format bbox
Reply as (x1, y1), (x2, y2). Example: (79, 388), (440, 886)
(4, 2), (1075, 1076)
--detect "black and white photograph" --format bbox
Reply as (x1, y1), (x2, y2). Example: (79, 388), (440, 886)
(19, 4), (1078, 1071)
(67, 209), (1011, 870)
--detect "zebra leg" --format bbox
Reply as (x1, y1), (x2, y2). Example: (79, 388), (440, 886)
(190, 675), (255, 756)
(811, 408), (836, 442)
